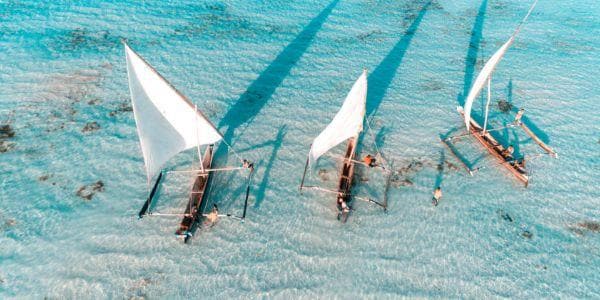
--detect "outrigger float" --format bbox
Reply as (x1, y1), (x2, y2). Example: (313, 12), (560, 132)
(442, 0), (556, 187)
(300, 70), (390, 222)
(124, 41), (254, 243)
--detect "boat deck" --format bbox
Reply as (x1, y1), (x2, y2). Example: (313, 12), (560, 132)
(337, 137), (357, 218)
(176, 145), (214, 242)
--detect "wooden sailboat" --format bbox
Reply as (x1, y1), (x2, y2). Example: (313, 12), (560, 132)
(123, 41), (254, 243)
(443, 0), (556, 186)
(300, 70), (387, 222)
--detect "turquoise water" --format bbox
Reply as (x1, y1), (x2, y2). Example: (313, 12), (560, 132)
(1, 0), (599, 298)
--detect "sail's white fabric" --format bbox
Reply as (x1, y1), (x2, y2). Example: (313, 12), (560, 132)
(463, 37), (514, 130)
(309, 70), (367, 163)
(463, 0), (538, 130)
(124, 43), (222, 182)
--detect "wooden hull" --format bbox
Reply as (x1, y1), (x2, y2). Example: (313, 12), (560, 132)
(175, 145), (214, 242)
(336, 137), (357, 222)
(458, 108), (529, 186)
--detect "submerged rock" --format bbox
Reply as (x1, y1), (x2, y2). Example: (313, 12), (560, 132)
(76, 180), (105, 200)
(82, 121), (100, 132)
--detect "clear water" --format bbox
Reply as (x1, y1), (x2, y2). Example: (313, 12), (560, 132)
(1, 0), (599, 298)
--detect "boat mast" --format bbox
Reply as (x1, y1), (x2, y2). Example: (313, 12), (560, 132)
(483, 75), (492, 133)
(194, 104), (205, 173)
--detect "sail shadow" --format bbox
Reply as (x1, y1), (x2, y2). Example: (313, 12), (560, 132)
(367, 0), (431, 118)
(458, 0), (488, 107)
(217, 0), (339, 140)
(254, 125), (287, 208)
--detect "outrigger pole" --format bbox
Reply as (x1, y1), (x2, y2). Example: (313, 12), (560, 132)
(139, 171), (163, 218)
(299, 147), (311, 192)
(242, 164), (254, 219)
(302, 185), (387, 210)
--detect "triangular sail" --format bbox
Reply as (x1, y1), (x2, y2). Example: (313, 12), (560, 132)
(463, 0), (538, 130)
(309, 70), (367, 163)
(124, 42), (222, 183)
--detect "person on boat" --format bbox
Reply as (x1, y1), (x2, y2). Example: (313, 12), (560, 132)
(514, 108), (525, 124)
(206, 204), (219, 226)
(513, 156), (526, 171)
(432, 187), (442, 206)
(363, 154), (377, 167)
(340, 200), (350, 216)
(242, 159), (254, 169)
(502, 145), (515, 160)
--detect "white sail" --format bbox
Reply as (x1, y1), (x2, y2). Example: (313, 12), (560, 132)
(463, 37), (514, 130)
(124, 43), (222, 183)
(463, 0), (538, 130)
(309, 70), (367, 163)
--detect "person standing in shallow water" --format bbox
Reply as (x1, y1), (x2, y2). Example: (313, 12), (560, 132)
(432, 187), (442, 206)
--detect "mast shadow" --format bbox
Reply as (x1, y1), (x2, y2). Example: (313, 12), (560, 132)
(366, 0), (431, 118)
(217, 0), (339, 141)
(254, 125), (287, 208)
(457, 0), (488, 107)
(506, 79), (550, 143)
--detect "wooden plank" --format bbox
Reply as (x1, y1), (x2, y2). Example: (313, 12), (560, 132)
(175, 145), (214, 242)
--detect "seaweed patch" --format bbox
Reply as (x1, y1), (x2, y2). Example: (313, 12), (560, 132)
(0, 125), (15, 138)
(38, 174), (52, 181)
(497, 209), (514, 222)
(497, 99), (513, 112)
(109, 102), (133, 117)
(318, 169), (330, 181)
(569, 221), (600, 235)
(390, 176), (413, 187)
(0, 140), (14, 153)
(82, 121), (100, 133)
(173, 3), (287, 40)
(0, 122), (16, 153)
(397, 159), (425, 176)
(48, 28), (121, 55)
(76, 180), (105, 200)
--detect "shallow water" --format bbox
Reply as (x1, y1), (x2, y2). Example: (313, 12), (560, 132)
(1, 0), (599, 298)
